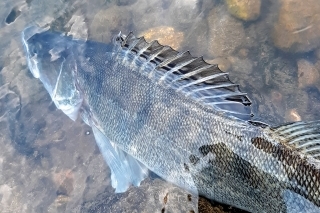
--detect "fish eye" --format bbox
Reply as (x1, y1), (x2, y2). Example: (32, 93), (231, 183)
(31, 46), (37, 54)
(32, 43), (42, 54)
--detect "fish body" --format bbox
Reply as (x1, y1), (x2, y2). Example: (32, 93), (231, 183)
(22, 26), (320, 213)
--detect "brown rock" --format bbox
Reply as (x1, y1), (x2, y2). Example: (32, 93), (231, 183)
(224, 0), (261, 21)
(140, 26), (184, 50)
(207, 6), (246, 57)
(297, 59), (320, 88)
(89, 6), (131, 43)
(272, 0), (320, 53)
(206, 58), (231, 72)
(167, 0), (202, 27)
(227, 56), (253, 75)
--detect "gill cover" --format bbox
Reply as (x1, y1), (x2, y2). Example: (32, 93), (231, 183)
(51, 54), (83, 121)
(22, 26), (83, 120)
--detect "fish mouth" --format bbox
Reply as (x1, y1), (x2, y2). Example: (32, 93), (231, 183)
(22, 26), (61, 98)
(22, 26), (49, 78)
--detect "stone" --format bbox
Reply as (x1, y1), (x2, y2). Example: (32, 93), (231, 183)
(206, 58), (231, 72)
(272, 0), (320, 53)
(140, 26), (184, 50)
(207, 5), (246, 57)
(297, 59), (320, 88)
(130, 0), (166, 33)
(224, 0), (261, 21)
(167, 0), (202, 27)
(89, 6), (131, 43)
(227, 55), (253, 75)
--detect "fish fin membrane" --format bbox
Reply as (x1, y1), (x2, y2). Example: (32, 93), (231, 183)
(92, 125), (148, 192)
(248, 120), (269, 128)
(271, 121), (320, 160)
(113, 32), (252, 120)
(113, 145), (149, 187)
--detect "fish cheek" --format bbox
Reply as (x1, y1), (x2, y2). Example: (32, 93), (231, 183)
(52, 56), (83, 120)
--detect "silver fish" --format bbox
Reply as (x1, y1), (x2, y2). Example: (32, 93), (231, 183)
(22, 26), (320, 213)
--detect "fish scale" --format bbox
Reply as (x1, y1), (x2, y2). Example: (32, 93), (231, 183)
(22, 26), (320, 213)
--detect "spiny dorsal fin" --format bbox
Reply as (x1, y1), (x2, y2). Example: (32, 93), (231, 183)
(113, 32), (252, 120)
(271, 121), (320, 160)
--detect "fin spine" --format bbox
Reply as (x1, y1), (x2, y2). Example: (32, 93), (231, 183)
(113, 32), (252, 119)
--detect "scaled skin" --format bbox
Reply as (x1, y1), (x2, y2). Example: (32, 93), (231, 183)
(23, 27), (320, 213)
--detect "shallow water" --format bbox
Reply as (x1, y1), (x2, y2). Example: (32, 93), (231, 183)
(0, 0), (320, 212)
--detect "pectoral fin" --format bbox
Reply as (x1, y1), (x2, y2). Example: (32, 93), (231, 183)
(91, 125), (148, 192)
(114, 146), (149, 187)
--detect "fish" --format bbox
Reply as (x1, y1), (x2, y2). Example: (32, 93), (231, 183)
(21, 26), (320, 213)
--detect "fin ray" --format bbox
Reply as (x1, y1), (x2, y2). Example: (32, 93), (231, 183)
(271, 121), (320, 160)
(113, 32), (252, 119)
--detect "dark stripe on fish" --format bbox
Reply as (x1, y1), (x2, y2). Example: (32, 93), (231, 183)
(190, 143), (287, 212)
(251, 137), (320, 207)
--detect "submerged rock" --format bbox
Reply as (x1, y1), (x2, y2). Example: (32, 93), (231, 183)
(272, 0), (320, 53)
(227, 55), (253, 75)
(207, 5), (246, 57)
(297, 59), (320, 89)
(206, 58), (231, 72)
(224, 0), (261, 21)
(140, 26), (184, 50)
(89, 6), (131, 43)
(166, 0), (202, 27)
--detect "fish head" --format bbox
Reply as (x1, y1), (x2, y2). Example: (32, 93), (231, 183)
(22, 26), (83, 121)
(22, 26), (68, 80)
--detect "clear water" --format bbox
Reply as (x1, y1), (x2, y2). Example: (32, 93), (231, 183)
(0, 0), (319, 212)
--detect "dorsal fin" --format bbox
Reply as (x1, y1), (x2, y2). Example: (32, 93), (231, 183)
(271, 121), (320, 160)
(112, 32), (252, 120)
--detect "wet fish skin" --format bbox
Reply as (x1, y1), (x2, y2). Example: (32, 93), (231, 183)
(22, 27), (320, 213)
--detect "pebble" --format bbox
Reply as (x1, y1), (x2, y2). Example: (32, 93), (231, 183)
(89, 6), (131, 43)
(206, 58), (231, 72)
(140, 26), (184, 50)
(227, 56), (253, 75)
(224, 0), (261, 21)
(297, 59), (320, 88)
(272, 0), (320, 53)
(207, 5), (246, 57)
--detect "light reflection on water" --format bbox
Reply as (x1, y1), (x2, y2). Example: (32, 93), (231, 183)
(0, 0), (319, 212)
